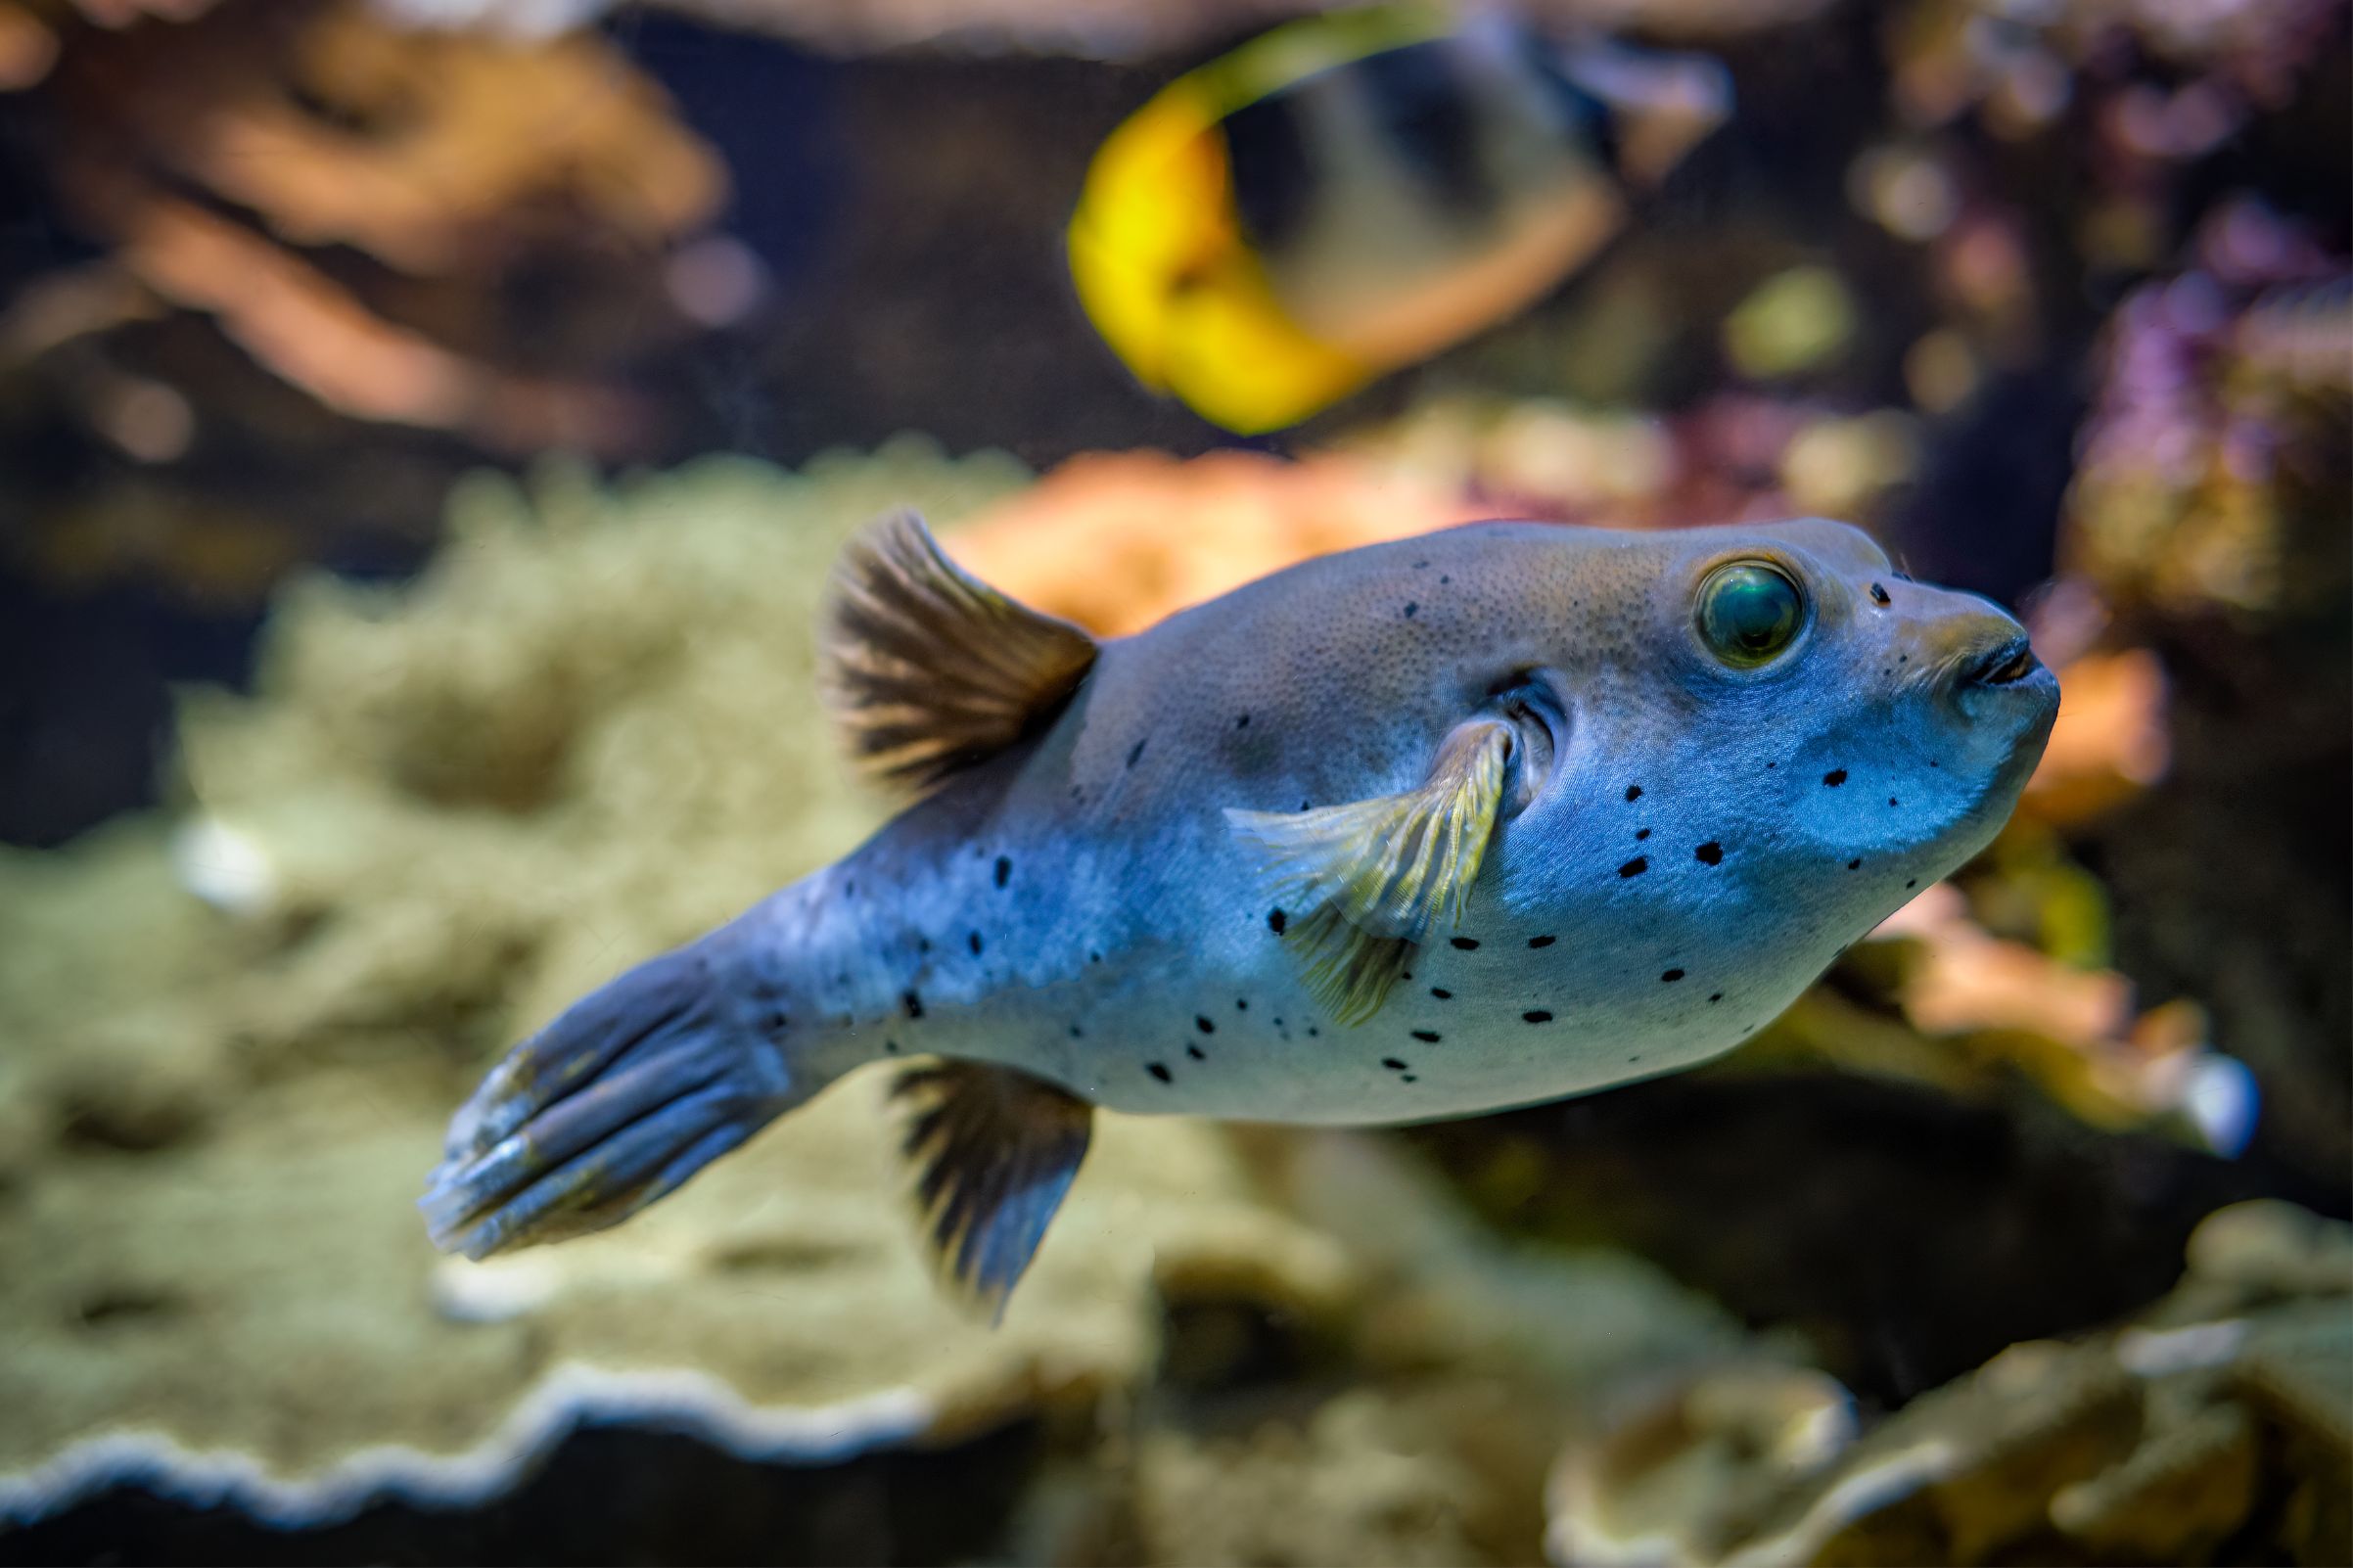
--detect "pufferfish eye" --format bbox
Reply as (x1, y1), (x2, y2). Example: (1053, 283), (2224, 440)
(1696, 562), (1806, 668)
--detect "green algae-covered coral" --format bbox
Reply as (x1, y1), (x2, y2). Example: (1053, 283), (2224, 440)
(168, 439), (1032, 1060)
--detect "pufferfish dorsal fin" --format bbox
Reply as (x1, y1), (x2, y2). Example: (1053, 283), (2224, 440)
(821, 510), (1099, 798)
(889, 1058), (1094, 1320)
(1226, 717), (1514, 1026)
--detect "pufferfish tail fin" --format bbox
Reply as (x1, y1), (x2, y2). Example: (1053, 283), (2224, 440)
(1227, 717), (1514, 1025)
(821, 509), (1099, 799)
(889, 1059), (1094, 1321)
(421, 938), (796, 1260)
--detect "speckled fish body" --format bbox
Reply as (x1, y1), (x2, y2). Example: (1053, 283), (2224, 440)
(425, 514), (2057, 1310)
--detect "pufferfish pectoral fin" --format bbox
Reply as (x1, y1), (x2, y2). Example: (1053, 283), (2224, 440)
(889, 1058), (1094, 1320)
(1226, 716), (1514, 1026)
(820, 509), (1100, 799)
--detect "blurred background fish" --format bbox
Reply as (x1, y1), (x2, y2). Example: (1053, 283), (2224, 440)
(1067, 3), (1730, 433)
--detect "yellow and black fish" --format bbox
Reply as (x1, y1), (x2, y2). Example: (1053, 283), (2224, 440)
(1067, 3), (1731, 433)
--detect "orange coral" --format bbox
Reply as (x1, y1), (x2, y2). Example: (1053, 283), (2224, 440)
(952, 449), (1493, 635)
(1869, 885), (2228, 1139)
(15, 0), (725, 458)
(2018, 647), (2171, 826)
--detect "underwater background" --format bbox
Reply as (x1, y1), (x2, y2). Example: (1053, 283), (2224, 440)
(0, 0), (2347, 1562)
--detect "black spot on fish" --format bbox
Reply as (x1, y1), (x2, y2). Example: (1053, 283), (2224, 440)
(1848, 858), (1863, 870)
(901, 991), (924, 1019)
(1301, 800), (1313, 811)
(1236, 713), (1250, 728)
(993, 855), (1012, 887)
(1529, 935), (1555, 948)
(1636, 828), (1651, 841)
(1619, 856), (1649, 878)
(1524, 1010), (1552, 1024)
(1382, 1057), (1408, 1071)
(1196, 1016), (1216, 1035)
(1767, 761), (1777, 769)
(1147, 1062), (1173, 1084)
(1221, 91), (1314, 252)
(1907, 879), (1918, 889)
(1127, 739), (1148, 769)
(1404, 602), (1419, 619)
(1411, 1030), (1442, 1042)
(1888, 797), (1900, 807)
(1430, 988), (1452, 1000)
(1625, 784), (1643, 802)
(1662, 968), (1685, 983)
(885, 1038), (901, 1053)
(765, 1009), (788, 1031)
(1402, 1073), (1418, 1083)
(967, 931), (984, 955)
(1413, 559), (1429, 570)
(1307, 1026), (1320, 1038)
(844, 881), (857, 897)
(1450, 937), (1480, 950)
(1870, 582), (1891, 605)
(1823, 769), (1848, 787)
(1695, 842), (1724, 865)
(1236, 998), (1248, 1011)
(1269, 908), (1288, 934)
(1069, 1025), (1084, 1038)
(1187, 1044), (1207, 1061)
(1439, 575), (1451, 584)
(917, 936), (932, 953)
(1709, 992), (1724, 1003)
(1089, 951), (1103, 964)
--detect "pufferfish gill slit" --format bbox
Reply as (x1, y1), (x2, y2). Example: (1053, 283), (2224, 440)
(422, 510), (2059, 1315)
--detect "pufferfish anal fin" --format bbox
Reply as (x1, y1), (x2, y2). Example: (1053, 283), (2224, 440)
(821, 510), (1100, 798)
(889, 1058), (1095, 1320)
(1226, 717), (1514, 1026)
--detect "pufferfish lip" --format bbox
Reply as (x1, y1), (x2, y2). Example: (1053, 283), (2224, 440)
(1967, 635), (2041, 688)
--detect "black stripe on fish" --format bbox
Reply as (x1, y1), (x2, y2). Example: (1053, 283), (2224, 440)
(1514, 32), (1619, 172)
(1357, 41), (1489, 220)
(1223, 91), (1317, 254)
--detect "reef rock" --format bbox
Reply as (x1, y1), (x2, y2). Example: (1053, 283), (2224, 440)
(1545, 1200), (2353, 1567)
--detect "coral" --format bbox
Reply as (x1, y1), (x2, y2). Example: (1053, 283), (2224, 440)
(347, 0), (1836, 58)
(1010, 1129), (1766, 1568)
(0, 441), (1347, 1524)
(951, 448), (1488, 634)
(2062, 203), (2350, 623)
(0, 1067), (1351, 1526)
(0, 0), (738, 611)
(1545, 1201), (2353, 1567)
(1129, 1393), (1494, 1568)
(160, 440), (1024, 1063)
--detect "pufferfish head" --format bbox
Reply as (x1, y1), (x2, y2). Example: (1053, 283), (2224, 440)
(1508, 518), (2059, 915)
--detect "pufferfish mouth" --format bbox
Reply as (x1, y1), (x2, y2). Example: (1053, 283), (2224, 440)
(1968, 635), (2041, 687)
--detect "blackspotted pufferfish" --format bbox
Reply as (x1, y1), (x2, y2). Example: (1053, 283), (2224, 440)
(423, 512), (2060, 1312)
